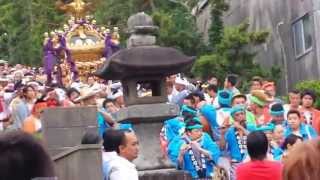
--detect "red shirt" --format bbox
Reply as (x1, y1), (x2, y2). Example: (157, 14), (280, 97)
(262, 106), (272, 124)
(300, 108), (320, 134)
(236, 160), (282, 180)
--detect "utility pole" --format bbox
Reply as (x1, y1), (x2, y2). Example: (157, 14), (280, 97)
(276, 21), (289, 93)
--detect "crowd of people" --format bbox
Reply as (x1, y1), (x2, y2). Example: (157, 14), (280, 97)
(0, 60), (320, 180)
(0, 62), (129, 136)
(160, 74), (320, 179)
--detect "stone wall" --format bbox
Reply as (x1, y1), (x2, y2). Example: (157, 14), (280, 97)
(53, 145), (103, 180)
(41, 106), (98, 156)
(139, 169), (192, 180)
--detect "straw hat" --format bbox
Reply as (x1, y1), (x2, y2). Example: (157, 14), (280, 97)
(250, 90), (273, 106)
(0, 59), (8, 64)
(231, 93), (247, 102)
(74, 87), (101, 103)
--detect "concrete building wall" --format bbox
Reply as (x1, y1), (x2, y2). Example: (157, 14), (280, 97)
(196, 0), (320, 93)
(224, 0), (320, 93)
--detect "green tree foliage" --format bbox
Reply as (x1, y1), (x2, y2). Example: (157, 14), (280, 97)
(94, 0), (139, 29)
(0, 0), (65, 65)
(208, 0), (229, 49)
(94, 0), (206, 56)
(192, 21), (281, 90)
(295, 80), (320, 109)
(0, 0), (281, 86)
(0, 0), (207, 66)
(152, 9), (206, 56)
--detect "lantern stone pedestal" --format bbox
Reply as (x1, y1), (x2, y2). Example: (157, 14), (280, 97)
(114, 103), (179, 170)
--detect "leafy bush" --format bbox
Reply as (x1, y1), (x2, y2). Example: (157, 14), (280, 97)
(295, 80), (320, 109)
(192, 21), (281, 91)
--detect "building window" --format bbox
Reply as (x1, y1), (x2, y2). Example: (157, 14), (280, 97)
(292, 14), (312, 57)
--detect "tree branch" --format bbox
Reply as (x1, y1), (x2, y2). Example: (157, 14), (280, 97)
(168, 0), (191, 12)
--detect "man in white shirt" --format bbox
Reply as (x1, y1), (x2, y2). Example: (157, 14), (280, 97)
(170, 77), (196, 107)
(102, 129), (139, 180)
(224, 74), (240, 95)
(283, 90), (301, 118)
(205, 84), (218, 106)
(87, 75), (101, 91)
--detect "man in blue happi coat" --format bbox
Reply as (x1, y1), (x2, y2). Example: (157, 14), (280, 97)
(159, 104), (198, 157)
(168, 117), (221, 179)
(220, 105), (256, 180)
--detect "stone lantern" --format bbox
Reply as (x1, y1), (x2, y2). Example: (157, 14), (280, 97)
(96, 12), (195, 178)
(97, 12), (194, 106)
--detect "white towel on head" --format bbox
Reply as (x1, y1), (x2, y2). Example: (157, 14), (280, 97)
(175, 77), (189, 86)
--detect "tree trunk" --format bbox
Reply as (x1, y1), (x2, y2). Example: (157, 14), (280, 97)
(149, 0), (156, 12)
(27, 0), (35, 32)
